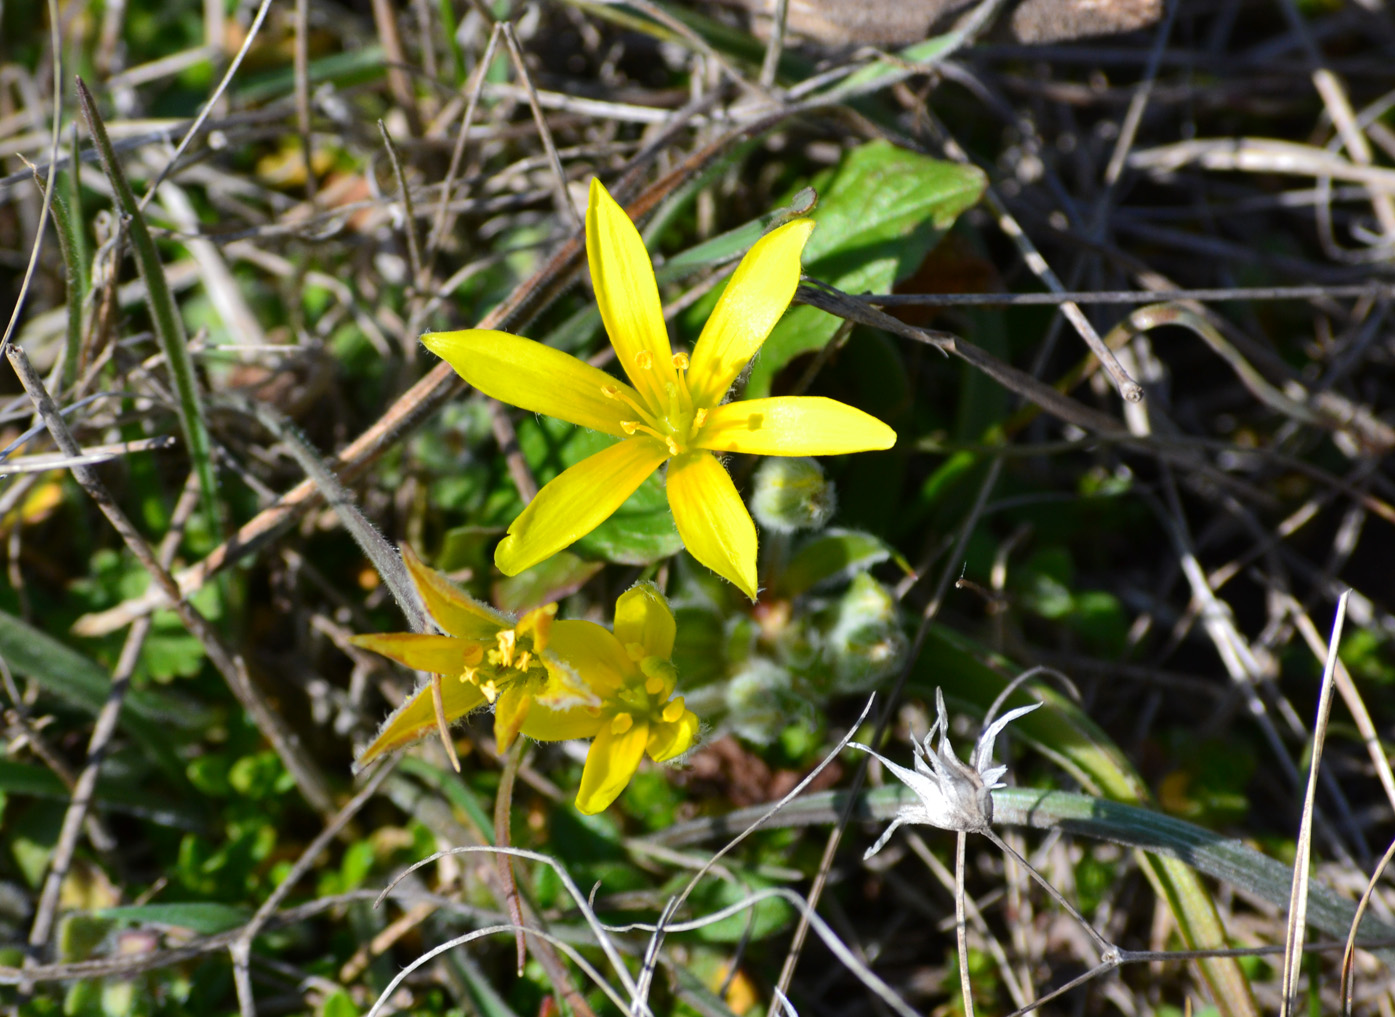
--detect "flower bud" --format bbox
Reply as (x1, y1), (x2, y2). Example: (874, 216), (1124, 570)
(750, 458), (836, 533)
(725, 657), (792, 745)
(827, 574), (907, 692)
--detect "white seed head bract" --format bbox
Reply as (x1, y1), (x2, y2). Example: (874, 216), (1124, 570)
(851, 688), (1041, 858)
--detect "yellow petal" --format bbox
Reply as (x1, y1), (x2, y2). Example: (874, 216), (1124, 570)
(698, 396), (896, 456)
(421, 329), (633, 438)
(350, 632), (482, 675)
(546, 619), (629, 697)
(493, 684), (533, 750)
(354, 675), (487, 769)
(646, 700), (699, 762)
(401, 544), (507, 641)
(687, 218), (814, 407)
(575, 715), (649, 814)
(586, 178), (675, 410)
(666, 450), (759, 600)
(613, 581), (675, 660)
(495, 437), (669, 575)
(520, 702), (603, 742)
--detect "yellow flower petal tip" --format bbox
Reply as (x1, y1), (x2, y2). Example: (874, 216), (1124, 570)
(353, 676), (488, 771)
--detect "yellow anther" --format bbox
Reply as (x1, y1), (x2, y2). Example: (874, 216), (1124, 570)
(672, 352), (690, 370)
(516, 650), (532, 672)
(634, 350), (653, 370)
(492, 629), (517, 668)
(692, 408), (707, 429)
(601, 384), (621, 399)
(621, 421), (639, 434)
(665, 437), (680, 456)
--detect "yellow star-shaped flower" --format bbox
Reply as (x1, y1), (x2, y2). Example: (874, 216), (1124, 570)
(352, 549), (699, 814)
(423, 178), (896, 599)
(350, 545), (591, 769)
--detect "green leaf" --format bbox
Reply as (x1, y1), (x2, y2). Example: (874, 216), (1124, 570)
(96, 902), (251, 935)
(681, 875), (794, 943)
(744, 141), (986, 398)
(776, 529), (891, 598)
(493, 552), (604, 613)
(0, 608), (198, 781)
(0, 759), (199, 830)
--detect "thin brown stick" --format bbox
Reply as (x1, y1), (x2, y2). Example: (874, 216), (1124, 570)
(500, 21), (582, 232)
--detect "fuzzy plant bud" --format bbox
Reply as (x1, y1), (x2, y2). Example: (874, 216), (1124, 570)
(827, 573), (907, 692)
(750, 458), (836, 534)
(724, 657), (792, 745)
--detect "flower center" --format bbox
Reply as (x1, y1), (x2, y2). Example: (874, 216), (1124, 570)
(601, 645), (683, 727)
(603, 352), (707, 456)
(472, 607), (555, 703)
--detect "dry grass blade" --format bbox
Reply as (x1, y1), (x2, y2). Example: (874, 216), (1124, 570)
(1341, 832), (1395, 1015)
(1280, 590), (1350, 1016)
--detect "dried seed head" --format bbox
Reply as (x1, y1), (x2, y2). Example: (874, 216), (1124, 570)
(851, 687), (1041, 857)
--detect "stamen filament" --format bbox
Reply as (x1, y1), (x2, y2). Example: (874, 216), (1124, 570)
(602, 384), (663, 434)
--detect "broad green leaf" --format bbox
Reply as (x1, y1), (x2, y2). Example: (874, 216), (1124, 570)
(744, 141), (986, 398)
(0, 608), (198, 782)
(776, 529), (891, 598)
(493, 551), (603, 613)
(97, 902), (250, 935)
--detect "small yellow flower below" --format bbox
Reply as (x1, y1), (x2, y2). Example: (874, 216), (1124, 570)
(352, 549), (699, 814)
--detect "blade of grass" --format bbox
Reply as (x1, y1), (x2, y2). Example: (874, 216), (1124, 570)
(0, 608), (194, 783)
(1280, 590), (1349, 1016)
(75, 77), (221, 532)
